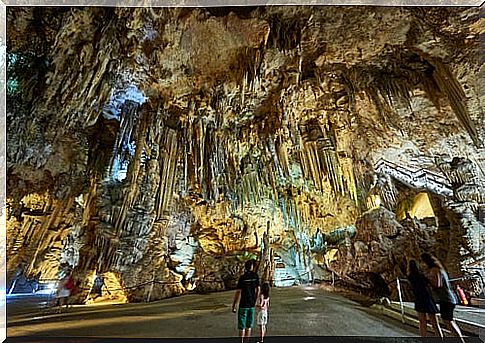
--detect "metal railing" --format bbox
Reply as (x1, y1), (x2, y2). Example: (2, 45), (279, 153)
(396, 278), (405, 323)
(8, 278), (39, 295)
(394, 273), (484, 323)
(374, 159), (451, 184)
(30, 271), (316, 300)
(374, 158), (453, 196)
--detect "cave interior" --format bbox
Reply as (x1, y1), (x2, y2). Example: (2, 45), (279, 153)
(5, 5), (485, 304)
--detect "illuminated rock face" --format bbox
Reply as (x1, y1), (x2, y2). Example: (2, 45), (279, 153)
(6, 6), (484, 301)
(331, 206), (439, 297)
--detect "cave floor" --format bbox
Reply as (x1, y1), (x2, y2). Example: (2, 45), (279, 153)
(7, 286), (426, 338)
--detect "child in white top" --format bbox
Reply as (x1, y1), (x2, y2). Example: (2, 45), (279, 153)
(257, 282), (270, 343)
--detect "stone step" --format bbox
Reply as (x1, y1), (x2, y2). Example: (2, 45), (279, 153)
(273, 266), (311, 287)
(372, 301), (485, 337)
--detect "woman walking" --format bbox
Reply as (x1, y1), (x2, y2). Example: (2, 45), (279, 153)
(407, 259), (442, 337)
(421, 253), (465, 343)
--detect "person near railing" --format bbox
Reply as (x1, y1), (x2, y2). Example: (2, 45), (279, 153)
(407, 259), (443, 337)
(55, 268), (75, 312)
(421, 253), (465, 343)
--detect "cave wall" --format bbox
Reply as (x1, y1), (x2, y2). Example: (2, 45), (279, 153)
(6, 6), (484, 301)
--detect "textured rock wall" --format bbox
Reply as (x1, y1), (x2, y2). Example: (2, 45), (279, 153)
(6, 6), (484, 301)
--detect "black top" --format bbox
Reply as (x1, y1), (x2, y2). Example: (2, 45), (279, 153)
(408, 272), (439, 314)
(237, 271), (260, 308)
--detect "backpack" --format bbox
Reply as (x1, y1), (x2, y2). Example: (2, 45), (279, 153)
(65, 276), (75, 290)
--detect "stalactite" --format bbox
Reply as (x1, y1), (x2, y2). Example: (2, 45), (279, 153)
(109, 102), (140, 178)
(430, 58), (479, 146)
(307, 142), (320, 190)
(275, 139), (290, 178)
(113, 108), (150, 234)
(24, 195), (75, 277)
(156, 128), (179, 218)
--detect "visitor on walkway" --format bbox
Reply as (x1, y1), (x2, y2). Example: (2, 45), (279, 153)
(232, 259), (260, 343)
(407, 259), (443, 337)
(90, 274), (111, 300)
(421, 253), (465, 343)
(256, 282), (270, 343)
(56, 268), (75, 311)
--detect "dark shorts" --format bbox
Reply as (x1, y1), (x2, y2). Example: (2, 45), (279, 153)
(414, 297), (439, 314)
(440, 302), (455, 321)
(238, 307), (255, 330)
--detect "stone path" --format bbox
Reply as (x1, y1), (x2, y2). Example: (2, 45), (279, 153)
(7, 286), (422, 338)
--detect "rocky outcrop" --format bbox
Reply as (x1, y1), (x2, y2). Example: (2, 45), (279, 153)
(331, 207), (439, 298)
(437, 157), (485, 294)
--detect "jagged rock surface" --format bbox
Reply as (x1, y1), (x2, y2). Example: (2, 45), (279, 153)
(6, 6), (484, 301)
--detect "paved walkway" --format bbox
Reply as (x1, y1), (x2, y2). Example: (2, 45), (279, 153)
(399, 301), (485, 326)
(393, 301), (485, 338)
(8, 286), (419, 338)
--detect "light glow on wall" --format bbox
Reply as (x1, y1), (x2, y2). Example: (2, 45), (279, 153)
(396, 192), (435, 220)
(366, 194), (381, 210)
(409, 193), (435, 219)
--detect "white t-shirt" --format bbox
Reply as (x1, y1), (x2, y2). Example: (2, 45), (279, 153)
(259, 296), (269, 312)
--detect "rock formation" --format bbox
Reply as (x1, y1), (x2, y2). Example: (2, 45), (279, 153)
(6, 6), (484, 301)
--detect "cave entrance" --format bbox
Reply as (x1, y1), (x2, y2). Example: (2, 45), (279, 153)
(396, 192), (435, 221)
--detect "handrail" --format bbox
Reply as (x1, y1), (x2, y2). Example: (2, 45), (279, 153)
(394, 274), (484, 306)
(449, 275), (483, 282)
(29, 269), (485, 296)
(396, 278), (405, 323)
(38, 278), (60, 283)
(374, 158), (450, 183)
(463, 266), (485, 271)
(393, 275), (483, 285)
(374, 158), (453, 196)
(33, 278), (184, 293)
(35, 271), (316, 294)
(375, 159), (451, 184)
